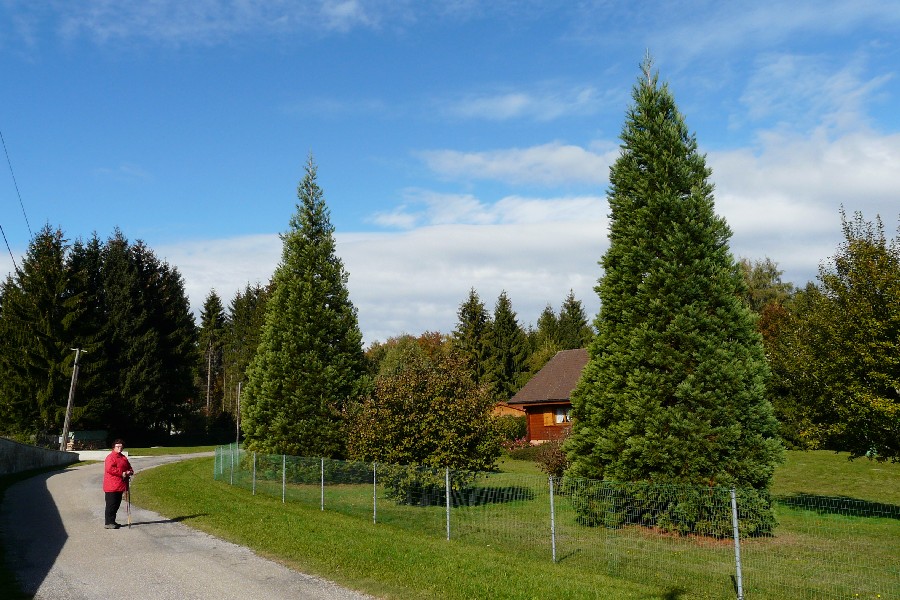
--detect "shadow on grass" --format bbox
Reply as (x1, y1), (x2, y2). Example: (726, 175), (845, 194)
(775, 493), (900, 520)
(453, 485), (536, 507)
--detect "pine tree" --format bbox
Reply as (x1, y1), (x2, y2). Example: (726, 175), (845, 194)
(241, 155), (367, 457)
(451, 288), (492, 386)
(557, 290), (593, 350)
(223, 283), (269, 416)
(567, 59), (782, 498)
(0, 226), (78, 435)
(486, 291), (529, 400)
(198, 290), (227, 416)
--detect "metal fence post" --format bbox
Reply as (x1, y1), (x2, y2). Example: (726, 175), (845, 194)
(372, 462), (377, 524)
(282, 454), (286, 504)
(252, 452), (257, 495)
(730, 488), (745, 600)
(320, 458), (325, 511)
(549, 475), (557, 563)
(229, 443), (234, 485)
(445, 467), (451, 541)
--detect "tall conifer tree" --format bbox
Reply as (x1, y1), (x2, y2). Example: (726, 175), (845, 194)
(486, 291), (529, 400)
(241, 155), (367, 457)
(451, 288), (491, 386)
(567, 58), (782, 492)
(0, 226), (77, 434)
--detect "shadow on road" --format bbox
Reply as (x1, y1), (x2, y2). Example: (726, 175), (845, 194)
(0, 468), (70, 596)
(128, 513), (208, 527)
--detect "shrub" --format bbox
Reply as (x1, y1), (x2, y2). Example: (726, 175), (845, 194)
(566, 478), (776, 537)
(495, 415), (526, 442)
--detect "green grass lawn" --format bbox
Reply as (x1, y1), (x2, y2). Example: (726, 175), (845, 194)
(136, 456), (665, 599)
(144, 449), (898, 599)
(127, 445), (216, 456)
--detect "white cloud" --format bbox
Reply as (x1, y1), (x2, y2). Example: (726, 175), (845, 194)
(417, 142), (616, 186)
(443, 84), (617, 121)
(157, 218), (607, 346)
(709, 128), (900, 285)
(373, 190), (606, 229)
(739, 53), (893, 132)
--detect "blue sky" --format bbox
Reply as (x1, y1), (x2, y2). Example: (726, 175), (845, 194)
(1, 1), (899, 344)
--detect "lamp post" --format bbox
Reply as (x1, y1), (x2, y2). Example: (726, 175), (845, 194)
(59, 348), (83, 451)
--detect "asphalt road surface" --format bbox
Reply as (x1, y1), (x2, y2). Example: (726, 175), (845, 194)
(1, 454), (374, 600)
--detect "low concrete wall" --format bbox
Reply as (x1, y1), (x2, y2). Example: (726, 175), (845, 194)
(0, 437), (79, 477)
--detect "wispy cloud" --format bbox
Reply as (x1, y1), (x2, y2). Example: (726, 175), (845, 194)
(9, 0), (404, 47)
(372, 190), (605, 229)
(417, 142), (616, 186)
(651, 1), (900, 65)
(739, 53), (893, 133)
(442, 84), (619, 121)
(92, 163), (152, 182)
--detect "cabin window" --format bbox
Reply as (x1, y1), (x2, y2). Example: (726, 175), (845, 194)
(555, 407), (571, 424)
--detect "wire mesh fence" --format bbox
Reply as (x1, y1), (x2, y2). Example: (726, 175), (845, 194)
(213, 444), (899, 599)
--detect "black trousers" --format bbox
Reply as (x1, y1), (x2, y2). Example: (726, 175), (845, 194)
(105, 491), (124, 525)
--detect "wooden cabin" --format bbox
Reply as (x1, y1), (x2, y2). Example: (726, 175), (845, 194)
(506, 348), (588, 444)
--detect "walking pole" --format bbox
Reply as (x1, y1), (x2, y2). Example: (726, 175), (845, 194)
(126, 477), (132, 528)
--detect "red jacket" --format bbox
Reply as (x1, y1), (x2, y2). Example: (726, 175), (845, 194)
(103, 451), (134, 493)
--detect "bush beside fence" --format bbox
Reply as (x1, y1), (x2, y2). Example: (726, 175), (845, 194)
(214, 444), (899, 599)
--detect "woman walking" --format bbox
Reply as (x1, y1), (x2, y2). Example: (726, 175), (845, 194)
(103, 439), (134, 529)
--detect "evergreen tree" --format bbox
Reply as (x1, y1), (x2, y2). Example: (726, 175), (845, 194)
(223, 282), (269, 416)
(0, 226), (78, 435)
(198, 290), (227, 416)
(241, 155), (367, 457)
(567, 59), (782, 495)
(100, 232), (196, 442)
(527, 302), (562, 374)
(67, 233), (115, 429)
(556, 290), (593, 350)
(451, 288), (492, 386)
(485, 291), (529, 400)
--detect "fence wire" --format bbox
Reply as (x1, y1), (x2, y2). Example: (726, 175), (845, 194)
(213, 444), (899, 599)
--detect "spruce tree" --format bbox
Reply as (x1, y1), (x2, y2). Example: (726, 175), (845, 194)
(0, 226), (78, 435)
(198, 290), (227, 416)
(556, 290), (593, 350)
(486, 291), (529, 400)
(223, 282), (269, 416)
(567, 59), (782, 501)
(241, 155), (367, 457)
(451, 288), (492, 386)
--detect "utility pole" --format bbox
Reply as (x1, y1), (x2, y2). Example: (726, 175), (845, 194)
(205, 340), (212, 415)
(235, 381), (242, 446)
(60, 348), (83, 451)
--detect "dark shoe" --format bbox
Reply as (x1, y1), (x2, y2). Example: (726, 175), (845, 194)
(105, 523), (120, 529)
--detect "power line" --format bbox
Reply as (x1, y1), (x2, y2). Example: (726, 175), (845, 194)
(1, 128), (33, 238)
(0, 221), (19, 273)
(0, 127), (30, 274)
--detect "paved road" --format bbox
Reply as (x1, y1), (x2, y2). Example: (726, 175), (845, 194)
(1, 455), (374, 600)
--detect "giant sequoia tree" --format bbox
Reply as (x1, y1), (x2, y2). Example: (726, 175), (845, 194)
(567, 60), (782, 498)
(241, 155), (367, 457)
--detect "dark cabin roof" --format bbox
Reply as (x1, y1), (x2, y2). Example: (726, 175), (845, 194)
(507, 348), (589, 405)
